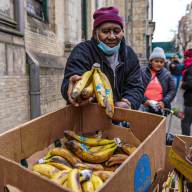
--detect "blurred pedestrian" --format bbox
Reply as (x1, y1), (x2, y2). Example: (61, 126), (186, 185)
(140, 47), (176, 115)
(61, 6), (144, 110)
(181, 48), (192, 135)
(169, 54), (184, 93)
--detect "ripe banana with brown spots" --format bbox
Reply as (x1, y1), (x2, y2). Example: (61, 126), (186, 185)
(71, 69), (94, 100)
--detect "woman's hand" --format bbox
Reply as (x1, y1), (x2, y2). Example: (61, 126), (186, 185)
(67, 75), (81, 107)
(67, 75), (94, 107)
(143, 100), (151, 107)
(115, 99), (131, 109)
(157, 101), (165, 109)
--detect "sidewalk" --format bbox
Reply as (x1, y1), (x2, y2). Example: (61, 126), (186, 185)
(168, 84), (184, 135)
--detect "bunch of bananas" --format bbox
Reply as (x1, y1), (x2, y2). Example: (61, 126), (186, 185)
(32, 130), (138, 192)
(71, 63), (114, 118)
(161, 170), (192, 192)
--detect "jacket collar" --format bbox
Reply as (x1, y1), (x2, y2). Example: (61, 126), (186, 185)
(147, 65), (164, 75)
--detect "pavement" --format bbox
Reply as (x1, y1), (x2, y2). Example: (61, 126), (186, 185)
(167, 83), (184, 135)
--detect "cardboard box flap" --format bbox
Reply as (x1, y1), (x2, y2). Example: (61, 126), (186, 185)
(172, 136), (187, 158)
(102, 125), (141, 147)
(0, 155), (69, 192)
(80, 104), (112, 134)
(112, 107), (165, 141)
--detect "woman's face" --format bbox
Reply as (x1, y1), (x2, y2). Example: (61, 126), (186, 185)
(150, 58), (165, 71)
(94, 22), (124, 47)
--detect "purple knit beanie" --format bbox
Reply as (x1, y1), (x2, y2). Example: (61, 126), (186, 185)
(93, 7), (124, 29)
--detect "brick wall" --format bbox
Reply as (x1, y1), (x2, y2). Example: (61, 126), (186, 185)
(0, 32), (29, 133)
(40, 68), (65, 115)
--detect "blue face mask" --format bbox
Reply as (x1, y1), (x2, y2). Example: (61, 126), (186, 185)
(97, 41), (120, 56)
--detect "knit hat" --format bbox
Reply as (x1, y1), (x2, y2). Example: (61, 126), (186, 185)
(149, 47), (166, 61)
(93, 7), (124, 29)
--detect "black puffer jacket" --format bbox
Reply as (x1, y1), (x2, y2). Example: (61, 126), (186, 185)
(61, 38), (144, 109)
(182, 65), (192, 106)
(141, 65), (176, 109)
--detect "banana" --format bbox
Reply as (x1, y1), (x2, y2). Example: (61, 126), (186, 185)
(94, 170), (113, 182)
(43, 150), (53, 160)
(67, 169), (82, 192)
(47, 155), (72, 167)
(39, 156), (72, 171)
(92, 68), (106, 107)
(32, 164), (59, 178)
(178, 173), (183, 192)
(51, 170), (69, 185)
(122, 144), (137, 155)
(89, 142), (117, 153)
(65, 140), (117, 163)
(105, 154), (128, 167)
(75, 162), (104, 171)
(81, 81), (94, 99)
(91, 174), (104, 191)
(46, 162), (72, 171)
(162, 171), (175, 190)
(63, 179), (69, 189)
(82, 180), (94, 192)
(64, 130), (115, 147)
(97, 68), (114, 118)
(71, 69), (94, 100)
(50, 147), (82, 166)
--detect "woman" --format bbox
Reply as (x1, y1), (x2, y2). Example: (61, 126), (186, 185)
(61, 7), (144, 110)
(181, 49), (192, 135)
(140, 47), (176, 115)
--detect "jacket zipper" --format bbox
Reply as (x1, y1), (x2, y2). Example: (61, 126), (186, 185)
(114, 63), (122, 89)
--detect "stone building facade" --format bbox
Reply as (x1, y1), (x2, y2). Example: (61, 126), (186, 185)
(177, 2), (192, 52)
(0, 0), (154, 132)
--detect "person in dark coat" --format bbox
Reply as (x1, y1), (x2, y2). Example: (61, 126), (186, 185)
(181, 49), (192, 135)
(61, 6), (144, 110)
(169, 54), (184, 93)
(140, 47), (176, 115)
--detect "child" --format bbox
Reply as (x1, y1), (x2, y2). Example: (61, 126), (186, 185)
(181, 49), (192, 135)
(140, 47), (176, 115)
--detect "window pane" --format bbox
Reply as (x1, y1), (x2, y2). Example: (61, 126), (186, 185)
(27, 0), (45, 21)
(0, 0), (15, 20)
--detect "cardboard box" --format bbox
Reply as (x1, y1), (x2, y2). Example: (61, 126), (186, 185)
(168, 135), (192, 182)
(0, 104), (166, 192)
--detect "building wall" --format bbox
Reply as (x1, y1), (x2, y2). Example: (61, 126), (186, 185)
(0, 0), (154, 132)
(0, 1), (29, 133)
(25, 0), (82, 116)
(177, 2), (192, 51)
(0, 33), (29, 133)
